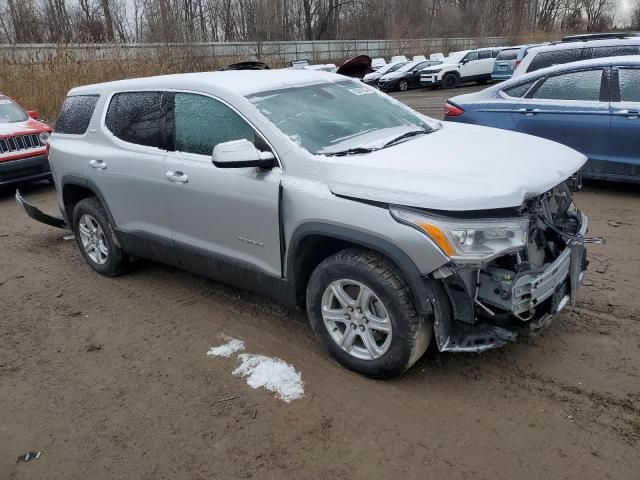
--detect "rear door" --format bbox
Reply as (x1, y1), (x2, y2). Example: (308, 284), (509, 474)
(475, 49), (495, 78)
(92, 91), (176, 261)
(459, 51), (482, 80)
(511, 68), (610, 163)
(608, 67), (640, 178)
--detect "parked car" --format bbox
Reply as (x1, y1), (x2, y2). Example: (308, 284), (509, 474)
(420, 47), (507, 89)
(18, 70), (592, 379)
(512, 37), (640, 77)
(561, 32), (640, 43)
(491, 45), (541, 81)
(445, 56), (640, 183)
(0, 94), (52, 187)
(378, 59), (442, 91)
(362, 60), (409, 86)
(371, 58), (387, 70)
(412, 55), (427, 62)
(390, 55), (408, 63)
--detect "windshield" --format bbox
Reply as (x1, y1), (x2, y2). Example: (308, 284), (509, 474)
(0, 98), (28, 123)
(443, 51), (467, 64)
(247, 80), (435, 155)
(378, 62), (407, 75)
(397, 61), (420, 72)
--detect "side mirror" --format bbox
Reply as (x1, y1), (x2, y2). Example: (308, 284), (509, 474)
(212, 139), (276, 169)
(27, 110), (38, 119)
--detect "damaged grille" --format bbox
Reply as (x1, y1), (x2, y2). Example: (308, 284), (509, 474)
(0, 134), (43, 155)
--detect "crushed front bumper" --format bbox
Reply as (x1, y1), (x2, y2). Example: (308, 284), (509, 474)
(435, 213), (589, 353)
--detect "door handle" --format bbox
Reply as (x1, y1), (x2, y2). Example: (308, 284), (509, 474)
(88, 159), (107, 170)
(615, 109), (639, 119)
(517, 108), (540, 116)
(165, 171), (189, 183)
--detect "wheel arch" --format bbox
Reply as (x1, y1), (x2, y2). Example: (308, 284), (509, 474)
(61, 176), (117, 228)
(286, 223), (435, 315)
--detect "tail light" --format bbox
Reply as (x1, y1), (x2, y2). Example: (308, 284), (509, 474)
(444, 102), (465, 117)
(514, 59), (521, 70)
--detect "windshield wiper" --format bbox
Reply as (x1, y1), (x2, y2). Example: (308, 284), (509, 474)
(324, 147), (380, 157)
(382, 129), (430, 149)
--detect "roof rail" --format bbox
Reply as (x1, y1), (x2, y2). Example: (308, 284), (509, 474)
(561, 32), (640, 43)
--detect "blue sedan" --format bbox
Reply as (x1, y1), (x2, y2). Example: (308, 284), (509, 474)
(445, 56), (640, 183)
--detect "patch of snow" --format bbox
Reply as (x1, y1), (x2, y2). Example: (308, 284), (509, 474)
(207, 338), (245, 358)
(233, 354), (304, 403)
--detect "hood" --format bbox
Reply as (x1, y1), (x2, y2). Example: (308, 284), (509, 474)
(380, 71), (406, 81)
(321, 122), (586, 211)
(0, 118), (50, 137)
(363, 71), (382, 81)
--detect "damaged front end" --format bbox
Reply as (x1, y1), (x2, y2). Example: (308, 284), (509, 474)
(392, 179), (604, 353)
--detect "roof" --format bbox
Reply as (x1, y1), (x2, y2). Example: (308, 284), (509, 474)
(68, 69), (345, 97)
(527, 36), (640, 55)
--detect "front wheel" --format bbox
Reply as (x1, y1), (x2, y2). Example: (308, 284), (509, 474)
(397, 79), (409, 91)
(442, 73), (458, 89)
(306, 248), (431, 379)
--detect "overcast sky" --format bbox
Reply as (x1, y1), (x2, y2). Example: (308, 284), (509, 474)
(616, 0), (634, 25)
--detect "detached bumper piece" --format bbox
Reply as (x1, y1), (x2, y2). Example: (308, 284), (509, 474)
(15, 190), (68, 229)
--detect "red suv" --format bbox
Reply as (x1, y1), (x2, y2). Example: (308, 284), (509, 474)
(0, 94), (52, 186)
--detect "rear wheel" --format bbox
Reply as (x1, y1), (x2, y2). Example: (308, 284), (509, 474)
(72, 197), (129, 277)
(397, 79), (409, 91)
(306, 248), (431, 379)
(442, 73), (458, 89)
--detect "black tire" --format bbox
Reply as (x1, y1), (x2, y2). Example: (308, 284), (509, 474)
(442, 73), (458, 89)
(306, 248), (431, 379)
(72, 197), (129, 277)
(397, 79), (409, 91)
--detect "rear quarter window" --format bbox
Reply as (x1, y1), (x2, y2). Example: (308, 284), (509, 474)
(527, 48), (585, 73)
(54, 95), (99, 135)
(105, 92), (162, 148)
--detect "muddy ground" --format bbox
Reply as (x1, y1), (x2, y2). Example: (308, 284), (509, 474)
(1, 88), (639, 479)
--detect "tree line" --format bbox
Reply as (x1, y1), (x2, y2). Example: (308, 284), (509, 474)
(0, 0), (632, 44)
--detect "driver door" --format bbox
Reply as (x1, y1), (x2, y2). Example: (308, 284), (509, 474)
(163, 92), (282, 277)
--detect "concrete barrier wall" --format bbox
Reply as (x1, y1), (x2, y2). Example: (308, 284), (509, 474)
(1, 37), (514, 66)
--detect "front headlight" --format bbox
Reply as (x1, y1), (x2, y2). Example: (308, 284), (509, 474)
(390, 207), (528, 263)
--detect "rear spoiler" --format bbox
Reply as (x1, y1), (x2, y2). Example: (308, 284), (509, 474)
(15, 190), (68, 229)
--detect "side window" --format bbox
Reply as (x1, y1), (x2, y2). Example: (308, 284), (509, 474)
(463, 51), (479, 62)
(591, 45), (639, 59)
(478, 50), (492, 60)
(55, 95), (99, 135)
(174, 93), (255, 156)
(527, 49), (584, 73)
(503, 80), (537, 98)
(105, 92), (162, 148)
(532, 70), (603, 101)
(492, 49), (502, 58)
(618, 69), (640, 102)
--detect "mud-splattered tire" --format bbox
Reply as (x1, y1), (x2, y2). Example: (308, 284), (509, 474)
(72, 197), (129, 277)
(306, 248), (431, 379)
(442, 73), (458, 89)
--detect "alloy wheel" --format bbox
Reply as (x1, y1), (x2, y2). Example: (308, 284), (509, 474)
(78, 214), (109, 265)
(321, 279), (393, 361)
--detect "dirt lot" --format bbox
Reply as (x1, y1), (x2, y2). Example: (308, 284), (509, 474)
(1, 87), (639, 480)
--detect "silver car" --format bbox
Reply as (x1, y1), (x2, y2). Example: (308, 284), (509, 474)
(18, 70), (595, 378)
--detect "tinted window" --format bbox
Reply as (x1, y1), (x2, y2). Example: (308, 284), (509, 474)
(503, 80), (536, 98)
(105, 92), (162, 148)
(464, 51), (479, 62)
(54, 95), (99, 134)
(533, 70), (603, 101)
(619, 69), (640, 102)
(478, 50), (492, 60)
(174, 93), (254, 156)
(527, 48), (585, 73)
(497, 49), (519, 61)
(591, 45), (639, 59)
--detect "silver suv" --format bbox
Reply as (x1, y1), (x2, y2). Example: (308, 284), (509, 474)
(18, 70), (593, 378)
